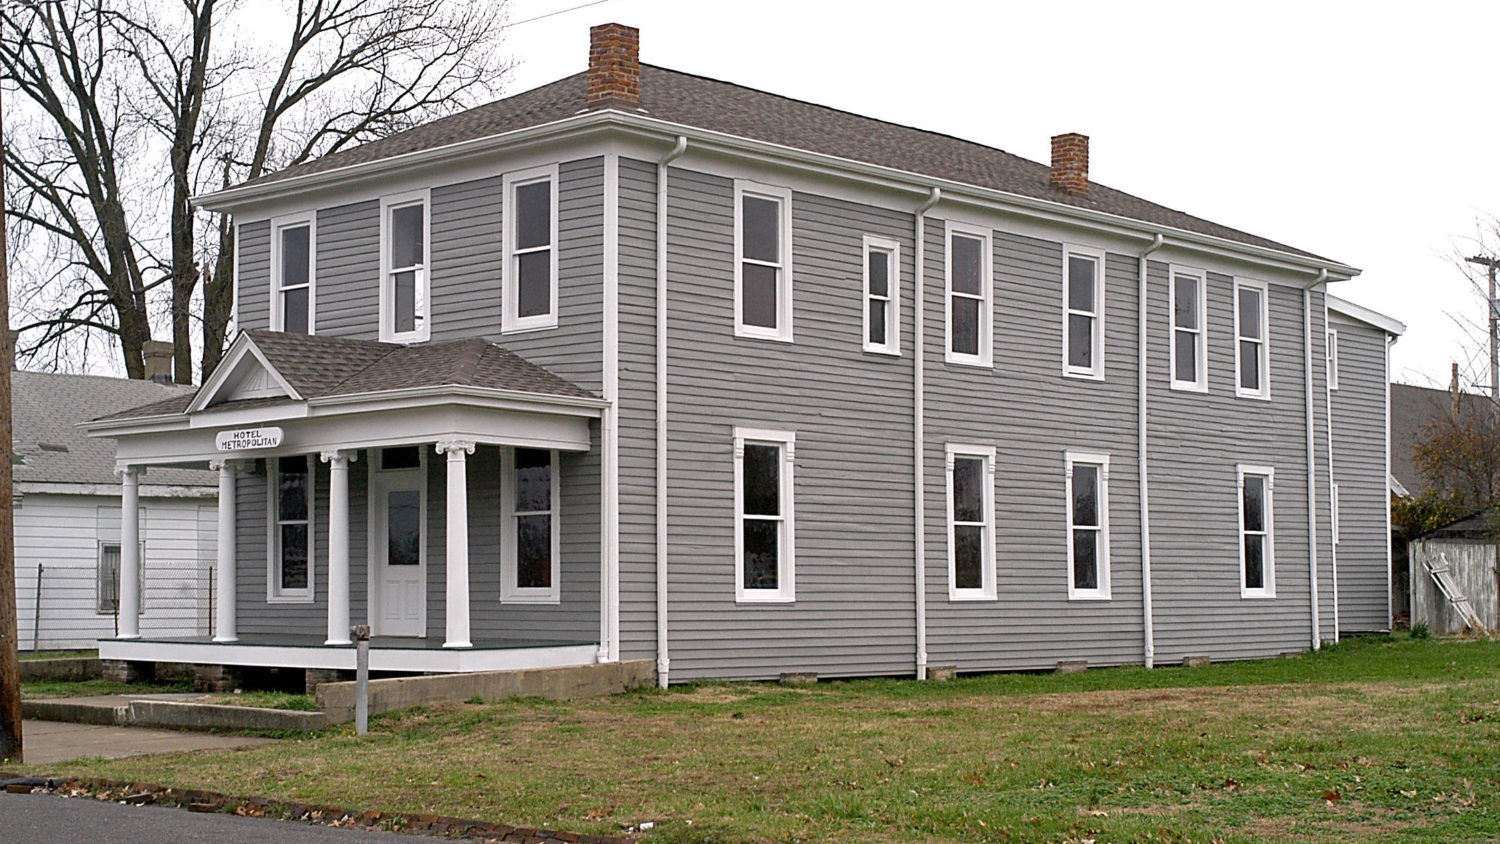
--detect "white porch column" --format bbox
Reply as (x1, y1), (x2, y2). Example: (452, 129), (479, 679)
(321, 450), (356, 645)
(211, 459), (238, 642)
(437, 440), (475, 649)
(117, 466), (144, 639)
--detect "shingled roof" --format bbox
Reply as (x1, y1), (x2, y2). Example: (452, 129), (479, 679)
(234, 64), (1329, 263)
(98, 331), (596, 422)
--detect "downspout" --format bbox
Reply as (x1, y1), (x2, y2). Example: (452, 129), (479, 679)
(1303, 270), (1328, 650)
(1322, 293), (1339, 641)
(655, 135), (687, 688)
(1385, 334), (1395, 631)
(1137, 233), (1164, 668)
(913, 186), (941, 680)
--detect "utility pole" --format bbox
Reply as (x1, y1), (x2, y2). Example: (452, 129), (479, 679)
(0, 78), (21, 763)
(1466, 254), (1500, 403)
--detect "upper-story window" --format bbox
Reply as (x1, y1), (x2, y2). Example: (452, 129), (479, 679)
(734, 181), (793, 341)
(946, 223), (992, 366)
(1063, 245), (1104, 379)
(1169, 265), (1207, 391)
(947, 444), (996, 601)
(734, 427), (796, 603)
(863, 235), (900, 355)
(271, 213), (315, 334)
(503, 165), (559, 333)
(1066, 451), (1110, 600)
(1234, 278), (1270, 399)
(380, 190), (430, 343)
(1326, 329), (1340, 391)
(1237, 464), (1275, 598)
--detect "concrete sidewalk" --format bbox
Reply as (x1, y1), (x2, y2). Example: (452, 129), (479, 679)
(19, 720), (274, 765)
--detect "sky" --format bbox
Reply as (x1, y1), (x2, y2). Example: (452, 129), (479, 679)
(496, 0), (1500, 389)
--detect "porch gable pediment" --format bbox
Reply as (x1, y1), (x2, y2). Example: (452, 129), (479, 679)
(188, 335), (303, 413)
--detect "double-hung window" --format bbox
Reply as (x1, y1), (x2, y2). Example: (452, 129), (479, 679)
(96, 541), (144, 614)
(1169, 265), (1208, 391)
(863, 235), (900, 354)
(502, 447), (561, 603)
(946, 224), (992, 366)
(1066, 452), (1110, 600)
(1326, 329), (1340, 391)
(1237, 465), (1275, 597)
(1234, 278), (1270, 399)
(1063, 245), (1104, 378)
(503, 165), (559, 332)
(380, 190), (430, 343)
(734, 181), (793, 341)
(271, 213), (315, 334)
(269, 455), (314, 602)
(947, 445), (996, 600)
(734, 428), (795, 602)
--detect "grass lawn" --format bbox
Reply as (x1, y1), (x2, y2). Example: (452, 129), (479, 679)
(23, 635), (1500, 843)
(20, 678), (193, 698)
(19, 649), (97, 661)
(198, 691), (318, 711)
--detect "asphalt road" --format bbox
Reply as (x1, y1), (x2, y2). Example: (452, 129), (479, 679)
(0, 792), (413, 843)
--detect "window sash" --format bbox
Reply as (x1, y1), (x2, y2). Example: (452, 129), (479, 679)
(734, 183), (793, 341)
(864, 238), (898, 353)
(502, 447), (561, 602)
(947, 447), (995, 600)
(272, 217), (314, 334)
(504, 168), (559, 331)
(269, 456), (315, 601)
(1327, 330), (1339, 390)
(946, 228), (991, 365)
(381, 194), (429, 342)
(1169, 269), (1207, 390)
(1235, 280), (1269, 397)
(1238, 467), (1275, 596)
(1065, 454), (1110, 599)
(735, 429), (795, 602)
(1063, 250), (1102, 377)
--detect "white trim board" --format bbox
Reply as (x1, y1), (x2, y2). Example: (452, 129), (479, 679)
(98, 638), (600, 674)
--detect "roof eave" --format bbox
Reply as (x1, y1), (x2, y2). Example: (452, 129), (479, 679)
(1327, 293), (1406, 336)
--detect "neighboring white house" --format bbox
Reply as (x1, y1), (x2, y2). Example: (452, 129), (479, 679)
(13, 369), (217, 650)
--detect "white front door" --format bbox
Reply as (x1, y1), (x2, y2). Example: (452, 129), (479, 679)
(371, 469), (426, 637)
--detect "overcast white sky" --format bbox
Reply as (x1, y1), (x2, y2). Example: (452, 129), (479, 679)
(499, 0), (1500, 389)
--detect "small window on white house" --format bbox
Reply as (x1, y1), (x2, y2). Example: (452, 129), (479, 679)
(269, 455), (314, 602)
(734, 428), (796, 602)
(502, 448), (560, 603)
(1063, 246), (1104, 379)
(1169, 266), (1208, 391)
(863, 235), (900, 355)
(734, 182), (793, 341)
(271, 214), (315, 334)
(947, 444), (996, 601)
(1066, 452), (1111, 600)
(380, 191), (430, 343)
(1234, 278), (1270, 399)
(946, 224), (992, 366)
(1238, 465), (1275, 598)
(96, 541), (145, 614)
(503, 165), (559, 332)
(1326, 329), (1339, 391)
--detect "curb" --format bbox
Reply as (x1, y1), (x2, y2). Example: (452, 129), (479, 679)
(21, 699), (326, 733)
(0, 772), (633, 843)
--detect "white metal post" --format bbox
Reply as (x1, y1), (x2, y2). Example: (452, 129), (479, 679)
(322, 450), (354, 645)
(437, 440), (474, 648)
(118, 466), (143, 639)
(212, 459), (238, 642)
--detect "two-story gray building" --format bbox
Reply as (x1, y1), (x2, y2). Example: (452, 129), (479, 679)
(88, 24), (1402, 686)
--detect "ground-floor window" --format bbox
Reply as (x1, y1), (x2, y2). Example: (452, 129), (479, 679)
(502, 447), (560, 603)
(1238, 464), (1276, 597)
(734, 428), (796, 603)
(947, 444), (996, 601)
(268, 454), (314, 602)
(1066, 451), (1111, 600)
(96, 541), (145, 614)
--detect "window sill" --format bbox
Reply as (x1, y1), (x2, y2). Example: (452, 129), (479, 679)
(1235, 390), (1273, 402)
(1169, 381), (1209, 394)
(380, 333), (430, 345)
(948, 591), (997, 602)
(944, 353), (992, 369)
(1240, 589), (1277, 600)
(735, 592), (795, 604)
(734, 327), (794, 343)
(501, 593), (560, 605)
(1063, 369), (1105, 382)
(502, 318), (559, 335)
(863, 345), (901, 357)
(1067, 592), (1112, 602)
(266, 594), (315, 605)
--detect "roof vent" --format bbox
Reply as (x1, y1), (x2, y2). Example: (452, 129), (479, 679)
(37, 442), (69, 453)
(1050, 133), (1089, 194)
(588, 23), (640, 107)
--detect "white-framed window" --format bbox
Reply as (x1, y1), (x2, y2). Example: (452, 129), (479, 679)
(502, 165), (560, 333)
(379, 189), (431, 343)
(1066, 451), (1111, 600)
(1237, 464), (1275, 598)
(501, 447), (561, 603)
(270, 212), (315, 334)
(96, 540), (145, 614)
(863, 235), (900, 355)
(1326, 329), (1340, 391)
(734, 181), (794, 342)
(1062, 245), (1105, 379)
(268, 455), (315, 602)
(1331, 481), (1341, 546)
(946, 444), (996, 601)
(1169, 264), (1208, 392)
(733, 427), (796, 603)
(1234, 277), (1270, 399)
(945, 223), (992, 366)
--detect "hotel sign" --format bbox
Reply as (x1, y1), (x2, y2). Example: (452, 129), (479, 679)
(215, 426), (284, 452)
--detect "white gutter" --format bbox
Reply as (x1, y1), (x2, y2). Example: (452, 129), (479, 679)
(1303, 270), (1328, 650)
(1137, 233), (1164, 668)
(913, 186), (941, 680)
(656, 135), (687, 688)
(601, 151), (621, 664)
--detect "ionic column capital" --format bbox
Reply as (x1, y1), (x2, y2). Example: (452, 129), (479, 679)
(435, 439), (476, 458)
(319, 448), (359, 466)
(115, 465), (145, 482)
(208, 458), (240, 472)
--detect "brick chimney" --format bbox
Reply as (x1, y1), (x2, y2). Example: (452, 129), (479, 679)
(588, 23), (640, 107)
(142, 340), (176, 385)
(1050, 133), (1089, 194)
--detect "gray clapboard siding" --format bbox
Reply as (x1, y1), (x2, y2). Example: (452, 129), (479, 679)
(314, 200), (381, 339)
(1329, 313), (1392, 632)
(430, 176), (504, 339)
(922, 225), (1144, 672)
(659, 167), (917, 680)
(237, 221), (271, 332)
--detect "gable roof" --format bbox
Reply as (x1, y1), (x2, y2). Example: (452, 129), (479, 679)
(13, 371), (214, 488)
(99, 330), (597, 422)
(1390, 383), (1491, 498)
(223, 65), (1335, 264)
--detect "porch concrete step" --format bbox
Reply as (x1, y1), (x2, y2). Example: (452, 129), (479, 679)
(21, 695), (326, 733)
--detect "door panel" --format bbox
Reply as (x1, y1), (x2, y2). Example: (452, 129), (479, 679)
(371, 474), (425, 637)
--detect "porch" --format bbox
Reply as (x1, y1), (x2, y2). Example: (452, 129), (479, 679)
(99, 633), (601, 674)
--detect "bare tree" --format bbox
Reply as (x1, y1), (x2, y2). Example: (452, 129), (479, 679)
(3, 0), (512, 379)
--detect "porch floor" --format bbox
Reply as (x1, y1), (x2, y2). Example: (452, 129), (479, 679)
(99, 634), (600, 674)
